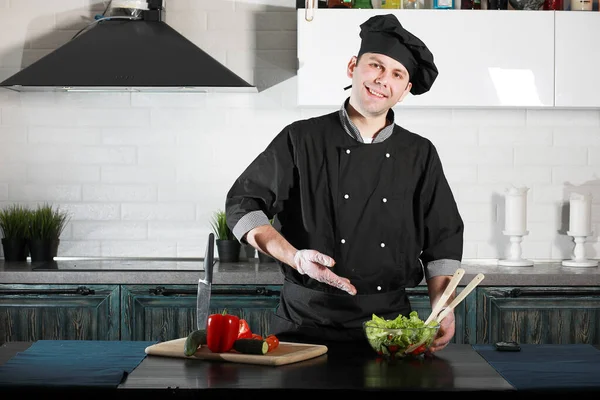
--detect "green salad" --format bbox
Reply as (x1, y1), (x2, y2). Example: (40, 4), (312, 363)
(364, 311), (439, 358)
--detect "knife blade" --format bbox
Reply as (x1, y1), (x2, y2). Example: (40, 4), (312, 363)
(196, 233), (214, 331)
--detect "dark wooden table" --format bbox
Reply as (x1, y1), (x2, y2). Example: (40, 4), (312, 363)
(0, 340), (515, 399)
(3, 341), (600, 399)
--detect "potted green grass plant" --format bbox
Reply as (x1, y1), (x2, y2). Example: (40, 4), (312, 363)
(0, 204), (31, 262)
(28, 203), (70, 262)
(210, 209), (240, 263)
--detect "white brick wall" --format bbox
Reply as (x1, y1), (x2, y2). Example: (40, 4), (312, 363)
(0, 0), (599, 262)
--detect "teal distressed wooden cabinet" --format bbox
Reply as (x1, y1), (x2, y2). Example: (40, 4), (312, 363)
(120, 285), (476, 343)
(5, 282), (598, 345)
(0, 284), (120, 341)
(0, 283), (477, 343)
(477, 286), (600, 344)
(121, 284), (281, 341)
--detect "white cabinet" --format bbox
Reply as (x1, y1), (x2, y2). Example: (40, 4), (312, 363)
(555, 11), (600, 108)
(297, 9), (555, 108)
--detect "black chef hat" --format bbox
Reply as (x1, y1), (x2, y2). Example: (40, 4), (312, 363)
(348, 14), (438, 95)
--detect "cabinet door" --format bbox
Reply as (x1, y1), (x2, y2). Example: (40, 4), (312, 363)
(555, 12), (600, 107)
(477, 287), (600, 344)
(407, 286), (475, 344)
(121, 284), (281, 341)
(0, 284), (120, 341)
(297, 9), (555, 107)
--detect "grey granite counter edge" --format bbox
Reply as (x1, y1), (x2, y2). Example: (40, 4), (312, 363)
(1, 261), (599, 286)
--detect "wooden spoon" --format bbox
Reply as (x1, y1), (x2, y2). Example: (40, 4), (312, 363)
(424, 268), (465, 325)
(435, 273), (485, 323)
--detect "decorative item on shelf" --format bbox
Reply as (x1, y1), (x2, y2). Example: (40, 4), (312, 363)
(27, 203), (70, 263)
(353, 0), (373, 7)
(381, 0), (402, 7)
(433, 0), (453, 9)
(210, 209), (240, 263)
(327, 0), (353, 7)
(404, 0), (423, 8)
(0, 204), (31, 262)
(569, 0), (592, 10)
(498, 186), (533, 267)
(562, 193), (597, 268)
(542, 0), (563, 9)
(488, 0), (509, 8)
(508, 0), (545, 9)
(305, 0), (317, 21)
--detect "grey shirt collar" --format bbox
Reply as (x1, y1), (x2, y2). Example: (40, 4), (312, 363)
(338, 98), (396, 144)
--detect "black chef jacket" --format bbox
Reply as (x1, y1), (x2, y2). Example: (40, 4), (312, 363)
(225, 105), (464, 340)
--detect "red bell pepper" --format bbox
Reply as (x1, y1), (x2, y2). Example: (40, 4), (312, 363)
(206, 310), (240, 353)
(237, 319), (252, 339)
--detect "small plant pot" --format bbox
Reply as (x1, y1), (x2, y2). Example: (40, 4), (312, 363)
(28, 239), (59, 262)
(216, 239), (241, 263)
(258, 251), (276, 263)
(243, 244), (257, 260)
(1, 238), (28, 262)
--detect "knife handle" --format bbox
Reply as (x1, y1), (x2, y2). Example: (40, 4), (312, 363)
(205, 233), (215, 283)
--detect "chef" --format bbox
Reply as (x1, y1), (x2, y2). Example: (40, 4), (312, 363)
(225, 14), (464, 353)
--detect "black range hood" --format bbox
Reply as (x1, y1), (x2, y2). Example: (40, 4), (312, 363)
(0, 1), (256, 93)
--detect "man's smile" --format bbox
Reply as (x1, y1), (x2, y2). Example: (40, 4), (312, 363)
(366, 85), (387, 98)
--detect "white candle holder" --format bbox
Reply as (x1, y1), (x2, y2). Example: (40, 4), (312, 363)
(562, 231), (598, 268)
(498, 231), (534, 267)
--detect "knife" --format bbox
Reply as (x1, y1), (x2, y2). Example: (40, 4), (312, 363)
(196, 233), (214, 331)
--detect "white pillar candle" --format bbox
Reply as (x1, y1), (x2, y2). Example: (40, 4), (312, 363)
(569, 193), (592, 235)
(504, 186), (529, 233)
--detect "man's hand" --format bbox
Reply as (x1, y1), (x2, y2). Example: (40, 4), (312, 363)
(427, 308), (455, 354)
(293, 249), (357, 295)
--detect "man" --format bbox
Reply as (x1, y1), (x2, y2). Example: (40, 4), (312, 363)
(225, 14), (464, 353)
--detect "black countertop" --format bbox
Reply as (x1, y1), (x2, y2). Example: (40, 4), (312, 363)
(0, 341), (514, 398)
(3, 341), (600, 399)
(2, 341), (600, 399)
(1, 259), (600, 286)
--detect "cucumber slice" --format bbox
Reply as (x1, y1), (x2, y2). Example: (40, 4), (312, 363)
(233, 338), (269, 355)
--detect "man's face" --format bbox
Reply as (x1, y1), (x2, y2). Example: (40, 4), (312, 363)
(347, 52), (412, 118)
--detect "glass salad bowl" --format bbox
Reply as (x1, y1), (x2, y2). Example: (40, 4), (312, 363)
(363, 312), (440, 360)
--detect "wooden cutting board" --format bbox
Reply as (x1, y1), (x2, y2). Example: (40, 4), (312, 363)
(144, 338), (328, 366)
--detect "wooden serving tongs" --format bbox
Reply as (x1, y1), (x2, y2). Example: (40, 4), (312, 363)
(405, 268), (485, 354)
